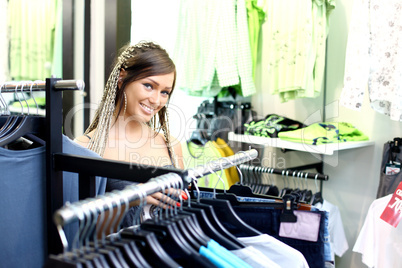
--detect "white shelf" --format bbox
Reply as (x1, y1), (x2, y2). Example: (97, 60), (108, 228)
(228, 132), (375, 155)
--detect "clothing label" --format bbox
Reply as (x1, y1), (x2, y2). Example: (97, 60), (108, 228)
(380, 182), (402, 227)
(279, 211), (321, 242)
(385, 163), (401, 175)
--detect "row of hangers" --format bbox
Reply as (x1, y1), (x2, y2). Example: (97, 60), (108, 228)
(47, 171), (263, 268)
(237, 164), (324, 205)
(0, 81), (46, 147)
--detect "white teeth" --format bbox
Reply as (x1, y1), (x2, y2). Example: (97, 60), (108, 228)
(141, 103), (154, 113)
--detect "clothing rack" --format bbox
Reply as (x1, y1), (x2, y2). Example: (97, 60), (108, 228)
(41, 78), (258, 255)
(239, 163), (329, 181)
(53, 149), (259, 230)
(0, 79), (85, 92)
(53, 173), (183, 238)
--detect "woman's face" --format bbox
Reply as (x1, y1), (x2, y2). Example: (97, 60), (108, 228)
(124, 72), (174, 122)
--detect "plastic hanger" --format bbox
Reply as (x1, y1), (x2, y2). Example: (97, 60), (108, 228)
(0, 82), (21, 138)
(188, 129), (210, 146)
(44, 202), (86, 268)
(0, 81), (45, 146)
(104, 191), (150, 267)
(186, 169), (246, 249)
(265, 167), (280, 196)
(140, 175), (210, 267)
(84, 194), (127, 268)
(167, 175), (211, 248)
(198, 159), (262, 237)
(120, 183), (181, 268)
(0, 82), (15, 136)
(310, 174), (323, 206)
(228, 162), (281, 201)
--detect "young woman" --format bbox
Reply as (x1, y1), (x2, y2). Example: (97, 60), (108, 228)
(75, 41), (185, 226)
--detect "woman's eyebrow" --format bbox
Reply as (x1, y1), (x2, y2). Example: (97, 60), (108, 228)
(147, 78), (172, 90)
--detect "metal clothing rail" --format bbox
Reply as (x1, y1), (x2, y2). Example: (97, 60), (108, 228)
(187, 149), (258, 180)
(239, 163), (329, 181)
(0, 79), (85, 92)
(53, 149), (259, 228)
(53, 173), (183, 230)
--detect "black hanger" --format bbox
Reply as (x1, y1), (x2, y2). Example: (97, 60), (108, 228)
(44, 255), (84, 268)
(187, 200), (246, 248)
(310, 174), (324, 206)
(120, 227), (181, 268)
(188, 129), (210, 146)
(186, 179), (247, 249)
(176, 208), (210, 247)
(200, 198), (261, 237)
(0, 115), (45, 146)
(103, 193), (152, 268)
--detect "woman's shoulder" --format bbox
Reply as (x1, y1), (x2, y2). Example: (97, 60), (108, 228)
(74, 131), (94, 147)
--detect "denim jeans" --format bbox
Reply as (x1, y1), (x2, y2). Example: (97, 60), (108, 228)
(231, 206), (326, 268)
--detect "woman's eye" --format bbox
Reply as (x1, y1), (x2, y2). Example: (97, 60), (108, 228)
(143, 83), (153, 90)
(161, 90), (170, 96)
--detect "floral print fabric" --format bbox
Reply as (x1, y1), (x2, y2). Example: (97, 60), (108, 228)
(340, 0), (402, 121)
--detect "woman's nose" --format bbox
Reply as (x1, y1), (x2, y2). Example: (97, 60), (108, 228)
(148, 90), (160, 106)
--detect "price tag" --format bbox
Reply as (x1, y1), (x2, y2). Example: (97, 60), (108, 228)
(380, 182), (402, 227)
(385, 162), (400, 175)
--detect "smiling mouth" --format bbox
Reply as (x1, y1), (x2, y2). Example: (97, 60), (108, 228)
(140, 103), (155, 113)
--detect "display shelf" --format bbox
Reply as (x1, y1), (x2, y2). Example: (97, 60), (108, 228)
(228, 132), (375, 155)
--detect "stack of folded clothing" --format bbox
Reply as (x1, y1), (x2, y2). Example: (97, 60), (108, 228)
(278, 122), (369, 145)
(244, 114), (306, 138)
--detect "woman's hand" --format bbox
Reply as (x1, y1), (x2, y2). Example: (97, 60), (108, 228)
(129, 189), (188, 208)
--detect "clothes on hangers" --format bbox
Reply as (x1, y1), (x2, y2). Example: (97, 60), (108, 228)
(8, 0), (62, 81)
(173, 0), (256, 97)
(340, 0), (402, 121)
(377, 139), (402, 198)
(183, 141), (235, 189)
(233, 205), (326, 268)
(0, 0), (8, 81)
(353, 194), (402, 268)
(314, 199), (349, 263)
(265, 0), (335, 103)
(0, 135), (106, 267)
(238, 234), (309, 268)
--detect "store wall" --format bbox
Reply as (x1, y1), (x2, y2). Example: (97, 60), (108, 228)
(252, 1), (402, 267)
(116, 1), (402, 267)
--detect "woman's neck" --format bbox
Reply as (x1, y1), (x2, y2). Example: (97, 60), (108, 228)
(109, 115), (152, 141)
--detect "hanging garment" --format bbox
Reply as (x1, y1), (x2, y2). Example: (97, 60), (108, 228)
(353, 194), (402, 268)
(233, 206), (326, 268)
(183, 141), (232, 189)
(265, 0), (335, 102)
(246, 0), (267, 80)
(238, 234), (309, 268)
(174, 0), (256, 97)
(377, 139), (402, 198)
(0, 0), (9, 81)
(215, 137), (240, 185)
(8, 0), (60, 80)
(340, 0), (402, 121)
(314, 200), (349, 262)
(0, 135), (106, 267)
(278, 122), (369, 145)
(231, 245), (281, 268)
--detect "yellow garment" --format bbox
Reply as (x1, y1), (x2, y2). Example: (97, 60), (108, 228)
(182, 141), (231, 190)
(214, 138), (240, 186)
